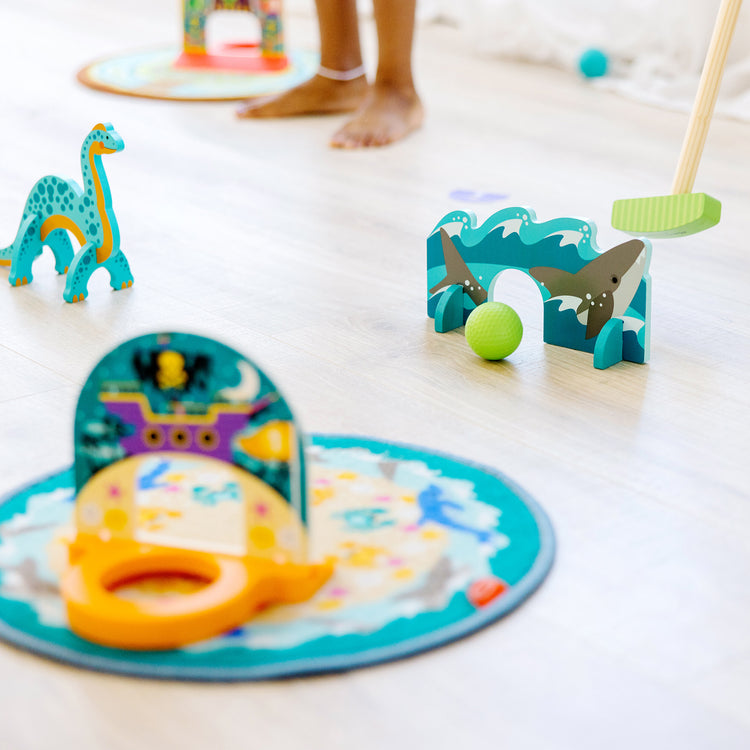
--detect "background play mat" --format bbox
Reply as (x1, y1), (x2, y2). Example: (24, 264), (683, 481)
(77, 1), (319, 101)
(77, 47), (319, 102)
(0, 331), (554, 680)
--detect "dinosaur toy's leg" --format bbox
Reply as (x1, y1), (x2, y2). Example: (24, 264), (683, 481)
(44, 228), (76, 275)
(63, 242), (99, 303)
(102, 251), (134, 291)
(6, 213), (43, 287)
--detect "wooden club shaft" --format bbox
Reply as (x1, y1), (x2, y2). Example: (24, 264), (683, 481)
(671, 0), (743, 195)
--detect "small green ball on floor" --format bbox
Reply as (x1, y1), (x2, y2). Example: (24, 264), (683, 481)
(465, 302), (523, 360)
(579, 48), (609, 78)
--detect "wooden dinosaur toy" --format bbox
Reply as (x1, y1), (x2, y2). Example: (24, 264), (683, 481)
(0, 123), (133, 303)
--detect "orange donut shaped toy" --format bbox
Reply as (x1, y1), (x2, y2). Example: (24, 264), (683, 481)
(62, 540), (331, 650)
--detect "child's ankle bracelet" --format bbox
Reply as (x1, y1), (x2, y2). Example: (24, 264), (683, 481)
(317, 64), (367, 81)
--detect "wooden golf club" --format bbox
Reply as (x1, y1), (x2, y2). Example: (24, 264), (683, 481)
(612, 0), (742, 238)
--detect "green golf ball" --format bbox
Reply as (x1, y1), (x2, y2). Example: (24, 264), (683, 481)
(465, 302), (523, 360)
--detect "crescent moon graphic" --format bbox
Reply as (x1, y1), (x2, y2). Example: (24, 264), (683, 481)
(218, 361), (261, 402)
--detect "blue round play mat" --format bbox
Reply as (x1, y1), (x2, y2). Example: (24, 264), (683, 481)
(0, 435), (554, 681)
(77, 46), (319, 101)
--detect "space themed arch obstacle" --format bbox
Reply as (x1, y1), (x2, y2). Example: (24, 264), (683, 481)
(73, 332), (309, 556)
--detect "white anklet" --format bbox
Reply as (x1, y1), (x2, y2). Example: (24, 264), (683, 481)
(317, 64), (367, 81)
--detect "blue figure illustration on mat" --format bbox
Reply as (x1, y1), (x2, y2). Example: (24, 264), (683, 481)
(427, 207), (652, 369)
(334, 508), (396, 532)
(417, 484), (493, 543)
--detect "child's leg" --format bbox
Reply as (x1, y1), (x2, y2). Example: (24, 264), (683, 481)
(237, 0), (368, 118)
(331, 0), (423, 148)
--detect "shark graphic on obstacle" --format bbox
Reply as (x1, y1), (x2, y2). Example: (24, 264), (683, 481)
(427, 208), (652, 370)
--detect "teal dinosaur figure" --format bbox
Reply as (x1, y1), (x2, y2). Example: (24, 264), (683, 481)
(0, 123), (133, 303)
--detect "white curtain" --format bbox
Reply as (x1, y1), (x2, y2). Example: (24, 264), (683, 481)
(288, 0), (750, 120)
(420, 0), (750, 121)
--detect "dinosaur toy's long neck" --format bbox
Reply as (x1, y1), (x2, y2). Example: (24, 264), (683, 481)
(80, 134), (118, 263)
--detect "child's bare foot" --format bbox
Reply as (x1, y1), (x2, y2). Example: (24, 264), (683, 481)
(330, 84), (423, 148)
(237, 74), (368, 118)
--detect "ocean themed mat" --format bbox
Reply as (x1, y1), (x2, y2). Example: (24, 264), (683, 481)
(77, 46), (319, 101)
(0, 435), (554, 681)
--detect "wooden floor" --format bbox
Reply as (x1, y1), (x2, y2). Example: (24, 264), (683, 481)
(1, 1), (749, 748)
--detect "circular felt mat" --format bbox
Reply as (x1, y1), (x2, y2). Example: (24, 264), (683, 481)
(0, 435), (554, 681)
(77, 46), (319, 101)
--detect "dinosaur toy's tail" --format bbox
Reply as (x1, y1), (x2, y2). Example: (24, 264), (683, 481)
(0, 223), (16, 265)
(0, 244), (12, 267)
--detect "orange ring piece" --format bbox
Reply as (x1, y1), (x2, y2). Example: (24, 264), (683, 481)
(61, 541), (333, 650)
(62, 543), (252, 650)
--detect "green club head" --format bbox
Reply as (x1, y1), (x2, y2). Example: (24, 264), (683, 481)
(612, 192), (721, 238)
